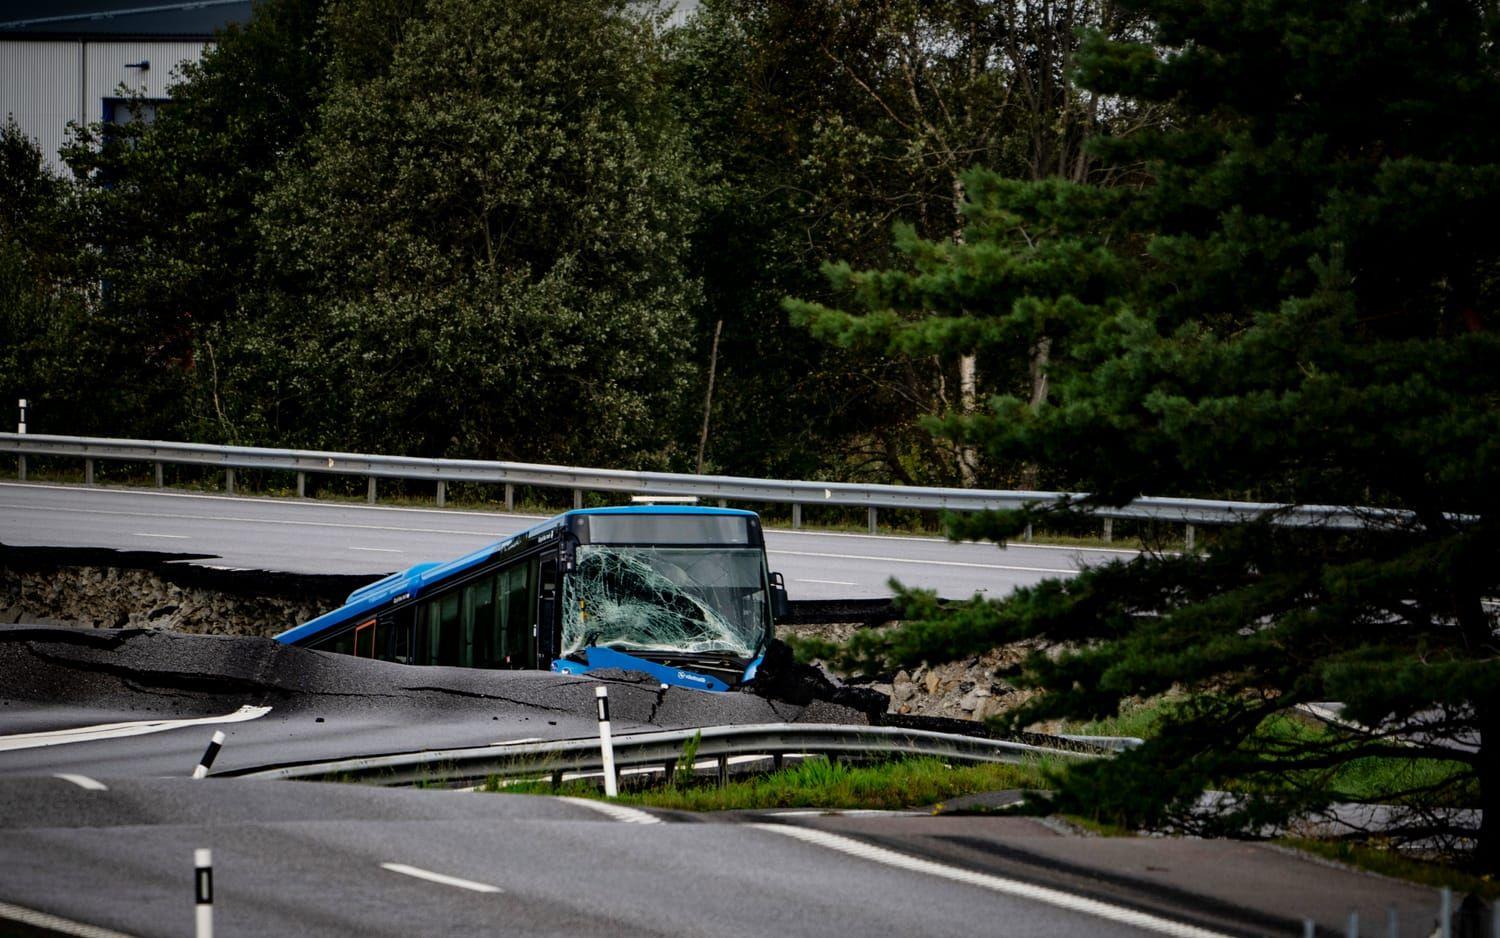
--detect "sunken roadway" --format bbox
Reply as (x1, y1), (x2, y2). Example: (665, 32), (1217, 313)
(0, 625), (1454, 938)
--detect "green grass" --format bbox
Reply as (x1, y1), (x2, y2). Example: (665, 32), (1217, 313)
(1244, 713), (1475, 805)
(1278, 838), (1499, 899)
(485, 755), (1059, 812)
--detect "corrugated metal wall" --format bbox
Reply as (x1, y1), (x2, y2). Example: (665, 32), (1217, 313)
(0, 39), (209, 171)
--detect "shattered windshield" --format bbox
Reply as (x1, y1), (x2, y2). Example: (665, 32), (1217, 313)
(560, 546), (769, 659)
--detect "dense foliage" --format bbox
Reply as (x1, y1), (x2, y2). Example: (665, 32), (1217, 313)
(795, 0), (1500, 869)
(1, 0), (1139, 479)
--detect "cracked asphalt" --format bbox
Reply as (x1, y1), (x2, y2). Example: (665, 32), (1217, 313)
(0, 625), (813, 779)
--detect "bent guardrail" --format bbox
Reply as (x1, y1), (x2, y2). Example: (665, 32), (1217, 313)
(227, 722), (1127, 787)
(0, 432), (1402, 540)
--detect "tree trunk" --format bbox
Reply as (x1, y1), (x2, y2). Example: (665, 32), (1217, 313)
(1030, 336), (1051, 409)
(1476, 703), (1500, 874)
(953, 173), (978, 487)
(695, 319), (723, 475)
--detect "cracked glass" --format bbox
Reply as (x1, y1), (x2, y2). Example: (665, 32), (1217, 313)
(560, 546), (769, 658)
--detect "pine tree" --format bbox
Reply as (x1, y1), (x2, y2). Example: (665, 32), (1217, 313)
(794, 0), (1500, 870)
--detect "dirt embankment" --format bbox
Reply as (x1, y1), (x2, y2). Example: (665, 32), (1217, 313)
(2, 545), (1027, 723)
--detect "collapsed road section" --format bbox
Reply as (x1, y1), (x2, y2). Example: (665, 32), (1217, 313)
(0, 623), (896, 779)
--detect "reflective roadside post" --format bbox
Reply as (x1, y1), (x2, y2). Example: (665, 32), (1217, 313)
(596, 686), (618, 797)
(194, 848), (213, 938)
(16, 399), (25, 481)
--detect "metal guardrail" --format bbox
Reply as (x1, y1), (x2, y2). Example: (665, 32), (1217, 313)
(229, 722), (1117, 786)
(0, 432), (1400, 538)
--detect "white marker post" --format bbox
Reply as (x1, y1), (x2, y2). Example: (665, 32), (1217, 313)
(192, 731), (226, 779)
(595, 686), (618, 797)
(194, 848), (213, 938)
(16, 399), (25, 481)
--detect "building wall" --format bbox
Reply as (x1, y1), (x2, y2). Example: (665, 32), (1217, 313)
(0, 39), (209, 170)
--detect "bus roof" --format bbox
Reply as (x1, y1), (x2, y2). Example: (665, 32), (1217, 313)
(272, 505), (757, 645)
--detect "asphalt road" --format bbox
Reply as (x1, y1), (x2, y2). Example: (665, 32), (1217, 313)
(0, 628), (1453, 938)
(0, 481), (1132, 599)
(0, 779), (1176, 938)
(0, 777), (1448, 938)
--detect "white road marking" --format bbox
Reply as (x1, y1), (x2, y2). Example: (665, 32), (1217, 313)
(754, 825), (1235, 938)
(491, 737), (543, 746)
(130, 532), (188, 539)
(0, 480), (544, 523)
(53, 773), (108, 791)
(769, 548), (1076, 575)
(0, 482), (1142, 555)
(0, 502), (500, 539)
(796, 578), (858, 586)
(379, 863), (503, 893)
(0, 705), (271, 753)
(0, 900), (138, 938)
(350, 546), (403, 553)
(557, 796), (661, 824)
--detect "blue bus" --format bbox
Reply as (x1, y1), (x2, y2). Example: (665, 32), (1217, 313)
(274, 505), (791, 691)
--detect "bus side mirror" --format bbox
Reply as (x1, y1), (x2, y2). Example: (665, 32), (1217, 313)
(769, 571), (791, 620)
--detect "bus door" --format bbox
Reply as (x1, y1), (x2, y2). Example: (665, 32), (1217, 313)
(536, 556), (558, 668)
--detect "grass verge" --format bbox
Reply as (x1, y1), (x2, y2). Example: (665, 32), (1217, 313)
(485, 755), (1058, 812)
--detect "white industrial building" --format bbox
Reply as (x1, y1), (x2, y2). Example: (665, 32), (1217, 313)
(0, 0), (252, 171)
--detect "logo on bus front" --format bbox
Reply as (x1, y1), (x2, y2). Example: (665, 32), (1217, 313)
(677, 671), (709, 684)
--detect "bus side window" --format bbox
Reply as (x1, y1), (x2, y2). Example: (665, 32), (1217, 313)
(427, 592), (461, 666)
(352, 618), (377, 658)
(383, 607), (414, 663)
(462, 575), (495, 669)
(501, 560), (534, 669)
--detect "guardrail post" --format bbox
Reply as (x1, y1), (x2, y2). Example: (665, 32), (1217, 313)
(367, 477), (376, 504)
(504, 483), (514, 512)
(792, 503), (801, 529)
(85, 458), (95, 486)
(716, 754), (729, 788)
(436, 480), (446, 507)
(225, 468), (234, 495)
(1102, 518), (1112, 543)
(15, 455), (24, 481)
(1185, 524), (1196, 550)
(1023, 523), (1033, 542)
(154, 461), (163, 488)
(296, 471), (305, 498)
(868, 506), (877, 534)
(573, 488), (582, 510)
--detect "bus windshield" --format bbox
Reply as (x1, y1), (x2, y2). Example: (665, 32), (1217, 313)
(560, 545), (769, 659)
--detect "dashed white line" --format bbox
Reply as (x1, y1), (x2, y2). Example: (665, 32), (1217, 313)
(379, 863), (503, 893)
(796, 578), (858, 586)
(53, 773), (108, 791)
(557, 796), (661, 824)
(0, 900), (138, 938)
(130, 532), (188, 539)
(753, 825), (1234, 938)
(350, 546), (403, 553)
(0, 502), (502, 538)
(0, 705), (272, 752)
